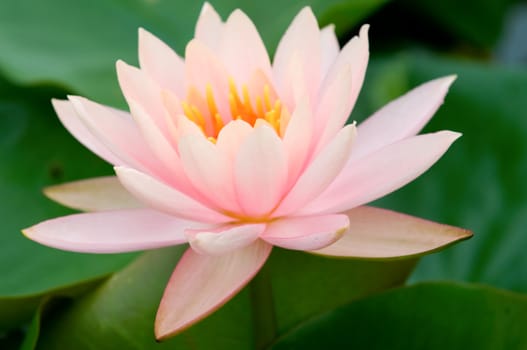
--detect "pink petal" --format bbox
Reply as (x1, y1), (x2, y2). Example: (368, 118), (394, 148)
(116, 60), (168, 132)
(155, 241), (272, 340)
(219, 9), (272, 84)
(186, 223), (266, 255)
(68, 96), (164, 176)
(215, 119), (253, 161)
(22, 209), (202, 253)
(300, 131), (462, 215)
(43, 176), (141, 212)
(138, 28), (185, 97)
(261, 214), (349, 251)
(320, 24), (339, 75)
(311, 206), (472, 258)
(274, 124), (357, 216)
(312, 63), (353, 152)
(317, 24), (369, 130)
(178, 134), (239, 212)
(52, 99), (122, 166)
(115, 166), (232, 223)
(234, 125), (288, 217)
(351, 75), (457, 160)
(282, 96), (314, 186)
(273, 7), (321, 104)
(195, 2), (224, 51)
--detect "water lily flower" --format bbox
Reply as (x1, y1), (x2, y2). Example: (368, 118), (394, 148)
(23, 3), (471, 340)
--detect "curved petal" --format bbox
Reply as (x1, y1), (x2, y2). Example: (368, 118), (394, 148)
(300, 131), (461, 215)
(219, 9), (272, 83)
(22, 209), (201, 253)
(320, 24), (339, 75)
(155, 240), (272, 340)
(274, 124), (357, 217)
(261, 214), (349, 251)
(115, 166), (233, 223)
(273, 7), (321, 102)
(215, 119), (253, 161)
(235, 125), (288, 217)
(195, 2), (224, 51)
(351, 75), (457, 160)
(44, 176), (141, 212)
(116, 60), (167, 133)
(186, 223), (266, 255)
(52, 99), (122, 166)
(311, 206), (472, 259)
(178, 134), (239, 212)
(138, 28), (185, 96)
(68, 96), (164, 176)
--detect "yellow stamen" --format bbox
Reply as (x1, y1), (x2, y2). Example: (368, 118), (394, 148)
(263, 85), (272, 110)
(205, 84), (218, 118)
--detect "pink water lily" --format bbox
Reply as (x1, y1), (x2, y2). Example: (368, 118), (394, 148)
(23, 3), (471, 340)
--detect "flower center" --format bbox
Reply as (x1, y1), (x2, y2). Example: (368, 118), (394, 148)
(181, 79), (285, 142)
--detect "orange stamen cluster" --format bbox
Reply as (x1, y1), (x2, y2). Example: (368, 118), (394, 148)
(182, 79), (284, 142)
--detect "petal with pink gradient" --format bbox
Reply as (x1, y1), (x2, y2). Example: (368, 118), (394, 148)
(44, 176), (141, 212)
(235, 125), (288, 217)
(219, 9), (272, 84)
(186, 223), (266, 255)
(351, 75), (457, 160)
(195, 2), (224, 51)
(178, 134), (239, 212)
(155, 240), (272, 340)
(311, 206), (472, 258)
(320, 24), (339, 75)
(68, 96), (163, 176)
(261, 214), (349, 251)
(215, 119), (253, 160)
(138, 28), (185, 97)
(51, 99), (122, 166)
(275, 124), (357, 216)
(22, 209), (203, 253)
(300, 131), (461, 215)
(273, 7), (321, 103)
(115, 166), (233, 223)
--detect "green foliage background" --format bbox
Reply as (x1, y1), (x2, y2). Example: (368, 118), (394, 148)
(0, 0), (526, 348)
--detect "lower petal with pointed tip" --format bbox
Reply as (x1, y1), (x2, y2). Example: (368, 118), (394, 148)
(22, 209), (205, 253)
(261, 214), (349, 251)
(44, 176), (141, 212)
(155, 240), (272, 340)
(186, 223), (266, 255)
(311, 206), (472, 259)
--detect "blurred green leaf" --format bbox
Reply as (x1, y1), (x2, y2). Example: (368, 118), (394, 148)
(271, 282), (527, 349)
(0, 77), (136, 322)
(354, 51), (527, 292)
(401, 0), (513, 48)
(35, 247), (416, 349)
(0, 0), (384, 106)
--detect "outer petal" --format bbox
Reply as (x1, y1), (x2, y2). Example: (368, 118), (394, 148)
(273, 7), (321, 104)
(261, 214), (349, 251)
(215, 119), (253, 161)
(300, 131), (461, 215)
(219, 9), (272, 84)
(351, 75), (457, 160)
(274, 124), (357, 216)
(311, 206), (472, 259)
(235, 125), (288, 217)
(115, 166), (233, 223)
(22, 209), (201, 253)
(52, 99), (123, 166)
(185, 223), (266, 255)
(138, 28), (185, 96)
(195, 2), (224, 51)
(44, 176), (141, 212)
(68, 96), (163, 175)
(155, 241), (272, 340)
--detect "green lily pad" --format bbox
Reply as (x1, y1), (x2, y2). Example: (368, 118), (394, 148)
(271, 282), (527, 349)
